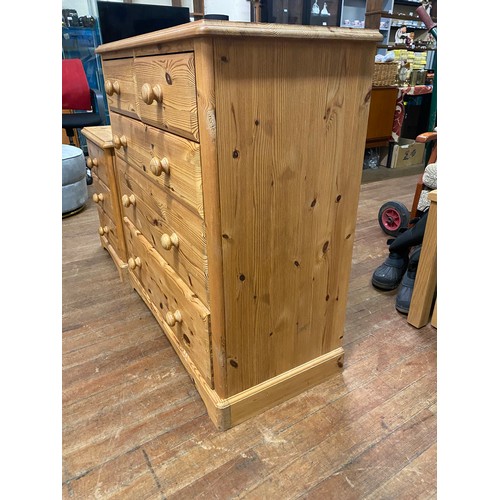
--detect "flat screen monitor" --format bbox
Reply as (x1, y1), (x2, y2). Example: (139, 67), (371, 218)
(96, 1), (190, 44)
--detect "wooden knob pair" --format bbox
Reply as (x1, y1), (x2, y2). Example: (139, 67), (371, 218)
(122, 194), (136, 208)
(160, 233), (179, 250)
(113, 135), (127, 149)
(141, 83), (162, 105)
(105, 80), (120, 96)
(86, 157), (98, 168)
(92, 193), (104, 203)
(149, 156), (170, 176)
(98, 226), (109, 236)
(128, 256), (141, 270)
(166, 309), (182, 327)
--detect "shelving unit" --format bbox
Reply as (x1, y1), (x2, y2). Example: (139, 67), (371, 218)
(340, 0), (392, 28)
(365, 0), (437, 64)
(253, 1), (341, 26)
(340, 1), (436, 62)
(360, 0), (438, 164)
(308, 1), (341, 26)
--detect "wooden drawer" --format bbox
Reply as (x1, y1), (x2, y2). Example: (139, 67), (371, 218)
(91, 177), (115, 220)
(86, 141), (111, 188)
(123, 217), (212, 386)
(102, 58), (139, 120)
(109, 112), (204, 218)
(134, 52), (199, 142)
(96, 205), (120, 252)
(117, 156), (209, 305)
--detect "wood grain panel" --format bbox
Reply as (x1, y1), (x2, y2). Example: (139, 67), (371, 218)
(213, 37), (376, 395)
(192, 37), (228, 396)
(95, 206), (128, 280)
(83, 126), (128, 272)
(91, 177), (114, 221)
(133, 39), (194, 58)
(86, 141), (111, 187)
(101, 58), (139, 120)
(95, 20), (382, 56)
(408, 190), (437, 328)
(123, 217), (212, 386)
(95, 205), (119, 252)
(117, 156), (209, 305)
(80, 125), (114, 149)
(366, 86), (399, 146)
(109, 112), (204, 218)
(134, 52), (199, 142)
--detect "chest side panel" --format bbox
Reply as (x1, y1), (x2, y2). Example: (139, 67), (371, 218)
(213, 37), (375, 395)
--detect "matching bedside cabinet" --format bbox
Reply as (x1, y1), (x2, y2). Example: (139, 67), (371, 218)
(96, 20), (381, 430)
(82, 126), (128, 280)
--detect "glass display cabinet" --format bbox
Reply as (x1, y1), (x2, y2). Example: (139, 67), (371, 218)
(253, 0), (341, 26)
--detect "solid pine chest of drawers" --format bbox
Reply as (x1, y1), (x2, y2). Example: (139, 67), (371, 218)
(96, 20), (381, 430)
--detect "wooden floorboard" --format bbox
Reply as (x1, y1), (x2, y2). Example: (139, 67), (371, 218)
(62, 171), (436, 499)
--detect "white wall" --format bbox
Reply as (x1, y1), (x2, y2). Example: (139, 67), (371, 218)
(62, 0), (250, 21)
(204, 0), (250, 21)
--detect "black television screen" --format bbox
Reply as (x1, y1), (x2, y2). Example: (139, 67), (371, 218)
(96, 1), (190, 44)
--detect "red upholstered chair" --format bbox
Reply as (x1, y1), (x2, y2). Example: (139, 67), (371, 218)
(62, 58), (105, 145)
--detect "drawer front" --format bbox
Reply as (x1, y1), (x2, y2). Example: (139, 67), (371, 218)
(102, 58), (139, 120)
(86, 141), (111, 188)
(96, 205), (119, 252)
(91, 177), (115, 219)
(123, 217), (213, 387)
(109, 112), (204, 218)
(134, 53), (199, 142)
(117, 156), (209, 305)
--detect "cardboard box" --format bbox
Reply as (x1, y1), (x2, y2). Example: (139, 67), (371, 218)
(390, 138), (425, 169)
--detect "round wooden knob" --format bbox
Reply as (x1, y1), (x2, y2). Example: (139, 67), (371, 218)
(166, 310), (182, 327)
(121, 194), (136, 208)
(92, 193), (104, 203)
(160, 233), (179, 250)
(105, 80), (120, 96)
(98, 226), (109, 236)
(141, 83), (163, 104)
(149, 156), (170, 176)
(87, 157), (98, 168)
(128, 256), (142, 270)
(113, 135), (127, 149)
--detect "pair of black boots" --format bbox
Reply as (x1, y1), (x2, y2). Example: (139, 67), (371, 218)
(371, 211), (428, 314)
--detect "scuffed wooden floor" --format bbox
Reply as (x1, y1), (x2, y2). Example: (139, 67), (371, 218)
(62, 171), (436, 499)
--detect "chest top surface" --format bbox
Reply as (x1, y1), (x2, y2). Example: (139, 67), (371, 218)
(96, 19), (382, 56)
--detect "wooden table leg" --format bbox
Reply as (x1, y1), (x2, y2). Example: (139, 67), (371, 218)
(431, 298), (437, 328)
(408, 190), (437, 328)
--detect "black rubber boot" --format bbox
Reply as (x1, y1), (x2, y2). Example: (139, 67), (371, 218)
(372, 210), (429, 291)
(395, 245), (422, 314)
(372, 251), (409, 290)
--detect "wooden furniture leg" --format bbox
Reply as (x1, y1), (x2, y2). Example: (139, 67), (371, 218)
(431, 298), (437, 328)
(408, 190), (437, 328)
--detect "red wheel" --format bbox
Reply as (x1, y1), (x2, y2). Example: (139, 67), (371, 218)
(378, 201), (410, 236)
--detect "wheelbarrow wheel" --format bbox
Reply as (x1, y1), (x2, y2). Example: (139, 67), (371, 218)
(378, 201), (410, 236)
